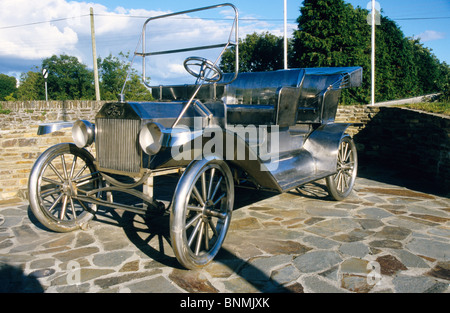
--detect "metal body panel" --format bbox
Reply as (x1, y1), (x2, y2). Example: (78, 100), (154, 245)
(303, 123), (351, 175)
(145, 119), (351, 193)
(253, 123), (351, 192)
(221, 69), (305, 105)
(298, 67), (362, 124)
(91, 64), (360, 188)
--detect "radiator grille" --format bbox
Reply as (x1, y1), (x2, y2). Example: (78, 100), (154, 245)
(96, 118), (142, 174)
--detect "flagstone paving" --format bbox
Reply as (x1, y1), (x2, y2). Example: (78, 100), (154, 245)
(0, 167), (449, 293)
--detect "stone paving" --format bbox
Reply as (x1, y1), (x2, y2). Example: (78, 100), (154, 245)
(0, 166), (449, 293)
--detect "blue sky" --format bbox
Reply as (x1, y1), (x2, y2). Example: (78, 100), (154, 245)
(0, 0), (448, 85)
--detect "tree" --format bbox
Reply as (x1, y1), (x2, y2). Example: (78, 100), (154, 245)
(16, 69), (44, 101)
(14, 53), (152, 101)
(292, 0), (369, 67)
(218, 1), (450, 105)
(409, 38), (443, 95)
(98, 52), (153, 101)
(98, 53), (127, 100)
(373, 16), (420, 100)
(220, 32), (290, 73)
(292, 0), (371, 104)
(437, 62), (450, 101)
(42, 54), (95, 100)
(0, 74), (18, 101)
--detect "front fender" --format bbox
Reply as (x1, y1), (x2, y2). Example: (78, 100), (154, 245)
(37, 122), (74, 135)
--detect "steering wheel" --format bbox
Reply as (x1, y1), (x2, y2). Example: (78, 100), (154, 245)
(183, 57), (223, 83)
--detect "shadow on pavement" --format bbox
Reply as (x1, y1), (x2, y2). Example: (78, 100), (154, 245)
(0, 263), (44, 293)
(113, 177), (294, 292)
(357, 162), (449, 198)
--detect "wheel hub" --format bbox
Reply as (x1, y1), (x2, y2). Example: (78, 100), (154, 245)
(61, 180), (77, 196)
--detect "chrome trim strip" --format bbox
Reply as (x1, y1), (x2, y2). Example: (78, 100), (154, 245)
(37, 122), (74, 135)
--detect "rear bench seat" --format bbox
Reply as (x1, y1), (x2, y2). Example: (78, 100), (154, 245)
(222, 69), (305, 126)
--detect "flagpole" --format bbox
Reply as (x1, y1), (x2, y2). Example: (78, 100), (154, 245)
(371, 0), (375, 105)
(284, 0), (288, 69)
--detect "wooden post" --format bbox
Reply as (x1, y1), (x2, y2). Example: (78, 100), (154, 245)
(90, 7), (101, 101)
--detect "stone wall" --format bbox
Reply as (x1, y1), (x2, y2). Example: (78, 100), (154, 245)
(336, 105), (450, 193)
(0, 100), (449, 201)
(0, 101), (104, 201)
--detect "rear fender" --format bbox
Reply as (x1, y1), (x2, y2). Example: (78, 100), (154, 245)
(303, 123), (351, 174)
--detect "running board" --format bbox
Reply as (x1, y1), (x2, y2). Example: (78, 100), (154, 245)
(262, 150), (334, 192)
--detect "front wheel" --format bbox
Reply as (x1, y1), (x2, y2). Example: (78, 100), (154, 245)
(170, 158), (234, 269)
(28, 143), (101, 232)
(326, 136), (358, 201)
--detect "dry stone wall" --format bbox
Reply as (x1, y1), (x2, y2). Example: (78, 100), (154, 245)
(0, 101), (449, 201)
(336, 105), (450, 194)
(0, 101), (104, 201)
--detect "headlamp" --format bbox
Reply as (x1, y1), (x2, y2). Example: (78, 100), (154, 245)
(139, 122), (164, 155)
(72, 120), (95, 148)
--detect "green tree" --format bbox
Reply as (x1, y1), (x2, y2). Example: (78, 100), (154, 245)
(437, 62), (450, 101)
(0, 74), (18, 101)
(220, 32), (290, 73)
(15, 53), (152, 101)
(292, 0), (370, 67)
(42, 54), (95, 100)
(292, 0), (371, 104)
(122, 73), (154, 101)
(98, 52), (152, 101)
(98, 53), (126, 100)
(409, 38), (443, 95)
(374, 16), (420, 100)
(16, 69), (44, 101)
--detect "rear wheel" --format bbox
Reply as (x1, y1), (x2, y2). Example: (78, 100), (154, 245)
(28, 143), (101, 232)
(326, 136), (358, 201)
(170, 158), (234, 269)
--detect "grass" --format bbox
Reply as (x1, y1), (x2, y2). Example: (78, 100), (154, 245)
(399, 101), (450, 116)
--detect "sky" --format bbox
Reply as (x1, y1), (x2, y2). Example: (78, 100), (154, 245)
(0, 0), (449, 86)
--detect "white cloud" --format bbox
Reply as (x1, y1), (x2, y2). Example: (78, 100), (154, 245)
(0, 1), (145, 59)
(415, 30), (446, 42)
(0, 2), (80, 59)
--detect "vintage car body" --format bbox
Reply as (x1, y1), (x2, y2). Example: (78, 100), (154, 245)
(28, 4), (361, 269)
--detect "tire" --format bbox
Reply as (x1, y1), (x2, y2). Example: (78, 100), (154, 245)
(28, 143), (101, 232)
(326, 136), (358, 201)
(170, 158), (234, 269)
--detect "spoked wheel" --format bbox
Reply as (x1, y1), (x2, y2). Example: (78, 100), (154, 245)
(326, 135), (358, 201)
(170, 158), (234, 269)
(28, 143), (101, 232)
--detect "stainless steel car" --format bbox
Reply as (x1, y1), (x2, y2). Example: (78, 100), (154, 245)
(28, 4), (361, 269)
